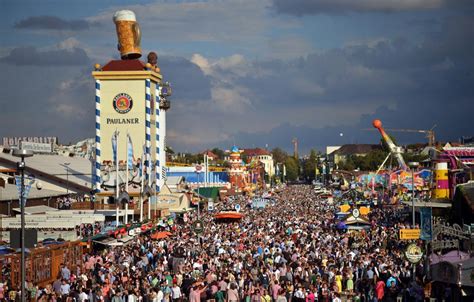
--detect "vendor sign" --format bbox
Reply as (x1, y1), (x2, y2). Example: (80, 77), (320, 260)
(405, 243), (423, 263)
(400, 229), (421, 240)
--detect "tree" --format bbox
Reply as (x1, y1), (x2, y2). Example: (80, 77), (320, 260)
(211, 147), (225, 159)
(271, 147), (288, 163)
(285, 156), (299, 181)
(403, 152), (429, 163)
(339, 149), (389, 171)
(165, 145), (175, 154)
(338, 156), (356, 171)
(302, 149), (318, 180)
(362, 149), (389, 171)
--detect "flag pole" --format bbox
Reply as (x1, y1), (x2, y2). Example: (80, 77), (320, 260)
(125, 132), (129, 224)
(115, 129), (120, 227)
(140, 146), (144, 221)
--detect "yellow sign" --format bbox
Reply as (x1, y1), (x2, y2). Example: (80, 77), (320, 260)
(359, 206), (370, 216)
(340, 204), (351, 213)
(400, 229), (421, 240)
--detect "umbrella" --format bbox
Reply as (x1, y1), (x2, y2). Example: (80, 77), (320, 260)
(336, 221), (347, 230)
(0, 246), (14, 255)
(151, 231), (172, 240)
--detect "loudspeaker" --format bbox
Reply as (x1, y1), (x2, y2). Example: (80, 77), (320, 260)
(10, 229), (38, 249)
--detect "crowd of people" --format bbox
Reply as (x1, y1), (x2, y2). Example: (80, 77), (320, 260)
(0, 185), (428, 302)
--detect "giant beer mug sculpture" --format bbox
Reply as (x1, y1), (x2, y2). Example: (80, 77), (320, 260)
(113, 10), (141, 59)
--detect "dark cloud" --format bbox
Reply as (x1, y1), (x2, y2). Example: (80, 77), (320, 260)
(0, 46), (90, 66)
(0, 54), (211, 145)
(177, 14), (474, 152)
(219, 101), (474, 155)
(158, 56), (212, 101)
(14, 16), (94, 31)
(271, 0), (474, 16)
(0, 63), (93, 142)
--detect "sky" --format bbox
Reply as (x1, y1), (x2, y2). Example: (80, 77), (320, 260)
(0, 0), (473, 155)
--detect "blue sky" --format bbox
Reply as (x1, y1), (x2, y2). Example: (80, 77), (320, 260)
(0, 0), (473, 154)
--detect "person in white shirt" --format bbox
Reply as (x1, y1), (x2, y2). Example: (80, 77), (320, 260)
(155, 288), (164, 302)
(171, 284), (182, 302)
(60, 280), (70, 296)
(128, 290), (138, 302)
(78, 288), (88, 302)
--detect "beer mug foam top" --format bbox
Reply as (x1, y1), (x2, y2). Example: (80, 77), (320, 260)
(113, 10), (136, 22)
(113, 10), (142, 60)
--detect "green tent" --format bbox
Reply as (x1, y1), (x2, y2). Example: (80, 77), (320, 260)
(194, 187), (220, 201)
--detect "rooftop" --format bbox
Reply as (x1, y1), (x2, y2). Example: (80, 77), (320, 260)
(0, 178), (65, 201)
(102, 59), (147, 71)
(243, 148), (271, 156)
(0, 150), (93, 192)
(201, 150), (219, 159)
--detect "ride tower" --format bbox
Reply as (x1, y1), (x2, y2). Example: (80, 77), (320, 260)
(227, 146), (247, 193)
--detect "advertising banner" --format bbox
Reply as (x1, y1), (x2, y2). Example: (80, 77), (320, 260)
(420, 207), (433, 241)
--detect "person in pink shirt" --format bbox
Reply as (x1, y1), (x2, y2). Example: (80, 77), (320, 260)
(376, 280), (385, 301)
(271, 280), (281, 301)
(227, 283), (240, 302)
(305, 289), (315, 302)
(190, 283), (208, 302)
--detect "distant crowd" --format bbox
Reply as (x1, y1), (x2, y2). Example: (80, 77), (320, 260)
(0, 185), (429, 302)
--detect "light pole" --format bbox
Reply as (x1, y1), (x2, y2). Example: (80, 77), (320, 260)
(64, 162), (70, 195)
(408, 162), (419, 227)
(197, 172), (201, 219)
(12, 148), (33, 302)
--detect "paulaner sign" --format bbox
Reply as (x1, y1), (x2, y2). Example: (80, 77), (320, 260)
(106, 118), (140, 124)
(2, 137), (58, 148)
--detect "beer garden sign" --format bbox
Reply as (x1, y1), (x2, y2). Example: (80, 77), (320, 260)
(431, 221), (471, 252)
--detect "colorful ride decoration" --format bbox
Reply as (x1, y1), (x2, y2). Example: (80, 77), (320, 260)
(227, 146), (248, 192)
(389, 169), (432, 190)
(433, 162), (449, 199)
(435, 147), (474, 199)
(357, 173), (389, 187)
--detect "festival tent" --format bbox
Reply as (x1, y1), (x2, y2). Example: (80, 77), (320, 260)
(430, 250), (470, 265)
(151, 231), (172, 240)
(452, 181), (474, 224)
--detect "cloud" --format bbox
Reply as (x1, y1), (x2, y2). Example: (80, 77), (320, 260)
(191, 54), (212, 76)
(0, 63), (94, 142)
(271, 0), (474, 16)
(165, 14), (474, 152)
(271, 0), (444, 15)
(0, 46), (90, 66)
(14, 16), (95, 31)
(85, 0), (309, 59)
(88, 0), (270, 43)
(158, 55), (212, 101)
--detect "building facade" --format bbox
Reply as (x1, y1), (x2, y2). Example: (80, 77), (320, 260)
(243, 148), (275, 177)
